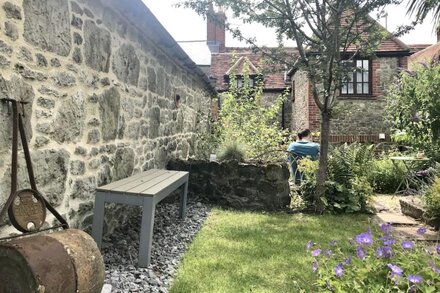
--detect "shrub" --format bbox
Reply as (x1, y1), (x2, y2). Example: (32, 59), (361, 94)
(307, 224), (440, 292)
(217, 143), (246, 162)
(369, 158), (405, 194)
(297, 143), (375, 213)
(423, 177), (440, 222)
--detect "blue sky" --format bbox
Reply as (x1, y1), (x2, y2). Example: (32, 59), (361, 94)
(142, 0), (437, 65)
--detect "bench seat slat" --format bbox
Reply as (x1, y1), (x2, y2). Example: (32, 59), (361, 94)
(124, 172), (180, 195)
(97, 169), (157, 190)
(112, 170), (170, 193)
(143, 172), (188, 195)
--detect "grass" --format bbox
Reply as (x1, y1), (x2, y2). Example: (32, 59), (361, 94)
(170, 209), (371, 293)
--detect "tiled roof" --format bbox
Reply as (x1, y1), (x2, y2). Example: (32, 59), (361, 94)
(409, 42), (440, 70)
(210, 48), (295, 91)
(409, 44), (433, 53)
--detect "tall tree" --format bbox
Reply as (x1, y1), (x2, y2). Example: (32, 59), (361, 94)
(181, 0), (398, 212)
(407, 0), (440, 26)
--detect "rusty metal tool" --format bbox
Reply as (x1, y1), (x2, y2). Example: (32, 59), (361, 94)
(0, 98), (68, 239)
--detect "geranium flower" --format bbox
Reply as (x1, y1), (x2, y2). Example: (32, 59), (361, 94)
(407, 275), (423, 284)
(429, 261), (440, 274)
(380, 223), (392, 233)
(376, 246), (392, 258)
(334, 264), (344, 277)
(402, 241), (414, 250)
(383, 238), (395, 246)
(436, 244), (440, 255)
(344, 255), (352, 266)
(312, 260), (318, 273)
(355, 231), (373, 246)
(416, 227), (427, 235)
(311, 249), (321, 257)
(356, 246), (366, 260)
(306, 241), (312, 251)
(387, 263), (403, 277)
(324, 249), (333, 257)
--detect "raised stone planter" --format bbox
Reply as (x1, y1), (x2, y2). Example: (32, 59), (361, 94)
(167, 159), (290, 211)
(400, 197), (440, 230)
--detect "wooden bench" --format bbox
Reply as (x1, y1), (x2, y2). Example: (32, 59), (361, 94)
(91, 169), (189, 267)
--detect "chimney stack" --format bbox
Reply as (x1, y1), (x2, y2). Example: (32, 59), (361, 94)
(207, 4), (226, 53)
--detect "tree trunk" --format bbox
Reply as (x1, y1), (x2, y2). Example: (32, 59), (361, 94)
(315, 110), (331, 213)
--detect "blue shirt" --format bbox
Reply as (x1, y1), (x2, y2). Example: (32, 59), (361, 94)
(287, 141), (320, 160)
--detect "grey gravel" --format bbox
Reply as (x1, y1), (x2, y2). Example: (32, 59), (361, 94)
(102, 199), (209, 292)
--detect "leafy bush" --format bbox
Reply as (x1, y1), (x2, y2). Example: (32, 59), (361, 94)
(218, 143), (246, 162)
(216, 58), (289, 161)
(369, 158), (405, 194)
(297, 143), (375, 213)
(386, 63), (440, 161)
(423, 177), (440, 222)
(307, 224), (440, 292)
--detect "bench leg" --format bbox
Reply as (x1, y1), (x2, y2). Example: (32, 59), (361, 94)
(138, 197), (155, 268)
(179, 180), (188, 219)
(92, 192), (106, 249)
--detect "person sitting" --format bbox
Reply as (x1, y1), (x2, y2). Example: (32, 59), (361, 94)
(287, 129), (320, 183)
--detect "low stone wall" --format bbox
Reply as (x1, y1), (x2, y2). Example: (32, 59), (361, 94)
(168, 159), (290, 211)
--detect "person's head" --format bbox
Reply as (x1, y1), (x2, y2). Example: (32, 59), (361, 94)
(297, 129), (312, 140)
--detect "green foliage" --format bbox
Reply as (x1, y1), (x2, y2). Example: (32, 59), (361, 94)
(297, 143), (375, 213)
(310, 227), (440, 292)
(423, 177), (440, 221)
(217, 143), (246, 162)
(407, 0), (440, 26)
(386, 63), (440, 161)
(369, 158), (406, 194)
(216, 58), (289, 161)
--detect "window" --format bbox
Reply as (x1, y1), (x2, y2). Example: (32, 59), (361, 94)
(341, 59), (371, 95)
(225, 75), (260, 89)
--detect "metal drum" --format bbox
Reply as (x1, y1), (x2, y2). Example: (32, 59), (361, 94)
(0, 229), (105, 293)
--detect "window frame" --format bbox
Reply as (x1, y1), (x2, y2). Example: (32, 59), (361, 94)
(340, 58), (373, 97)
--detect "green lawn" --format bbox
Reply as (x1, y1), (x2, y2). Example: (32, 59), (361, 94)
(170, 209), (370, 293)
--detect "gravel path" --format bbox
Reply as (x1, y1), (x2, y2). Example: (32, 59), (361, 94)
(102, 199), (210, 292)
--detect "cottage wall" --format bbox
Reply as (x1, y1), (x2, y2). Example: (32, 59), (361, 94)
(0, 0), (212, 236)
(292, 56), (404, 142)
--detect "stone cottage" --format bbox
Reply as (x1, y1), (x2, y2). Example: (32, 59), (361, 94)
(0, 0), (214, 236)
(289, 18), (427, 143)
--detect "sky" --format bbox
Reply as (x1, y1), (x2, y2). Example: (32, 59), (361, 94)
(142, 0), (437, 65)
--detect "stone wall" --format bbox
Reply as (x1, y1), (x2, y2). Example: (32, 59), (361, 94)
(0, 0), (213, 236)
(167, 159), (290, 211)
(291, 57), (400, 136)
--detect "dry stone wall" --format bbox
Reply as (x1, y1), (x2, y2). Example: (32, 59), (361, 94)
(0, 0), (212, 236)
(168, 159), (291, 211)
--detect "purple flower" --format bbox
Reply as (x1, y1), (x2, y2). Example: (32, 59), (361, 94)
(387, 263), (403, 277)
(334, 264), (344, 277)
(311, 249), (321, 257)
(402, 241), (414, 250)
(344, 255), (352, 266)
(355, 231), (373, 246)
(324, 249), (333, 257)
(383, 238), (395, 246)
(417, 227), (427, 235)
(380, 223), (392, 233)
(376, 246), (393, 258)
(429, 261), (440, 274)
(436, 244), (440, 255)
(306, 241), (312, 251)
(407, 275), (423, 284)
(356, 246), (366, 260)
(312, 260), (318, 273)
(330, 240), (337, 246)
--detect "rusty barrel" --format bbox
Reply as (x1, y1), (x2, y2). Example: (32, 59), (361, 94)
(0, 229), (105, 293)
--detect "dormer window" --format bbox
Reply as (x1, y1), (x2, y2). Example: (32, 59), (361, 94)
(235, 75), (258, 88)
